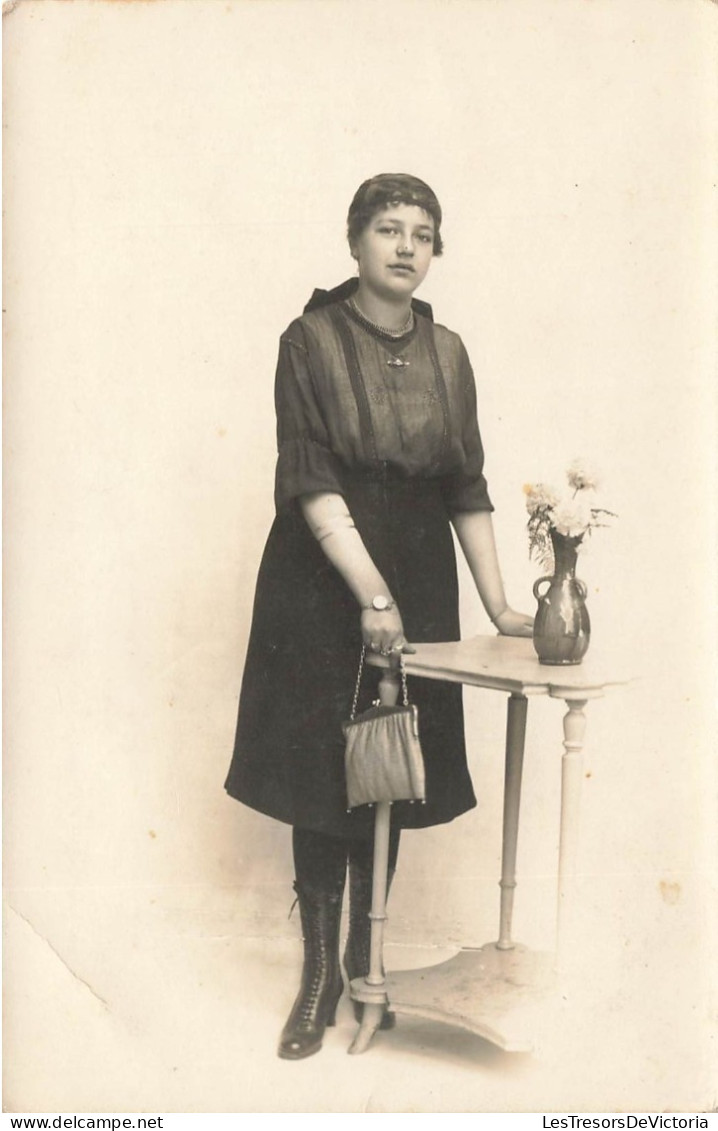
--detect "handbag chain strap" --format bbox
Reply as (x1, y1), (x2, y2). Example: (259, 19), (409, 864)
(349, 644), (409, 721)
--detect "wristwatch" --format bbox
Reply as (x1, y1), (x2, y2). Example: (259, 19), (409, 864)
(363, 595), (395, 612)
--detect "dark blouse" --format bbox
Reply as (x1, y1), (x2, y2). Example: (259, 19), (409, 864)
(273, 300), (493, 517)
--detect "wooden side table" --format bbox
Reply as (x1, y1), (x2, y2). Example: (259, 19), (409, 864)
(348, 635), (629, 1055)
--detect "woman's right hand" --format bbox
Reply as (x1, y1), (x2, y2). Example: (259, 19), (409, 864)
(361, 607), (416, 657)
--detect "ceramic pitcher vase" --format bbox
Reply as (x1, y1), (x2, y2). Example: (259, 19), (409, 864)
(532, 530), (591, 665)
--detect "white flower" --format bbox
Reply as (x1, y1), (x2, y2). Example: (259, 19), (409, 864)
(566, 459), (600, 492)
(550, 496), (593, 538)
(523, 482), (560, 515)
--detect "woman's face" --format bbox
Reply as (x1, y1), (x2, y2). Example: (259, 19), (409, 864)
(352, 203), (435, 302)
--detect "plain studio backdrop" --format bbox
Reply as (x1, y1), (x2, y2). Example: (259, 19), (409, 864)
(3, 0), (717, 1115)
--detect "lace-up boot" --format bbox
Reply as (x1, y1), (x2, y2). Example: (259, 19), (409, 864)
(278, 832), (346, 1060)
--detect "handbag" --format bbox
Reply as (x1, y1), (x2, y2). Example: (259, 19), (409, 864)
(343, 645), (426, 809)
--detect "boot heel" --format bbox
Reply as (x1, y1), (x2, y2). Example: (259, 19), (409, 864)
(325, 980), (343, 1027)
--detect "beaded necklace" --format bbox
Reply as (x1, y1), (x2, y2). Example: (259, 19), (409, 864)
(348, 298), (414, 339)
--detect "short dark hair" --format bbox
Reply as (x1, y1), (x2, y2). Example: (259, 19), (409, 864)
(347, 173), (444, 257)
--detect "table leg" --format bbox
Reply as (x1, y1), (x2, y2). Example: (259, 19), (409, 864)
(348, 667), (398, 1055)
(557, 697), (588, 961)
(497, 693), (528, 950)
(348, 799), (391, 1055)
(348, 1002), (386, 1055)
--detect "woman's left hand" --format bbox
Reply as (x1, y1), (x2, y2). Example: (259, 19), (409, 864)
(492, 607), (534, 637)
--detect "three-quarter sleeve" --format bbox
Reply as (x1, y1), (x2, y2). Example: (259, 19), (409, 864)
(273, 322), (346, 513)
(440, 340), (494, 514)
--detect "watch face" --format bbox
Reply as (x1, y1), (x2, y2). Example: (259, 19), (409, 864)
(372, 596), (390, 611)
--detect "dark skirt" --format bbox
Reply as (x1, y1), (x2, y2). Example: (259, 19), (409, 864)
(224, 470), (477, 839)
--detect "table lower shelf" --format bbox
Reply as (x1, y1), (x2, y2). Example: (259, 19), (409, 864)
(350, 943), (556, 1053)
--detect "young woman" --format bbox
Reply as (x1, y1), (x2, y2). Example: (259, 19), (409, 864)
(225, 174), (533, 1059)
